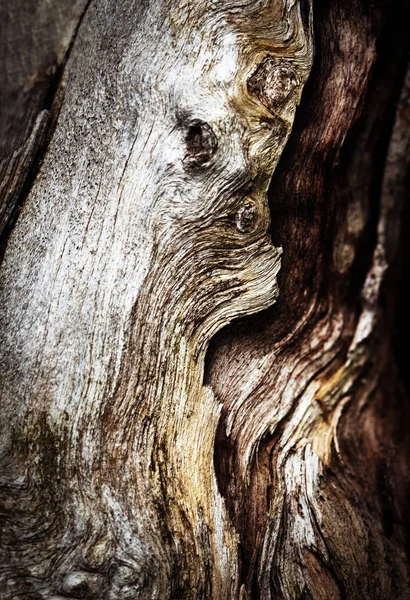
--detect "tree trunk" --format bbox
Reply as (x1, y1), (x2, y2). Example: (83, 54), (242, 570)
(0, 1), (409, 599)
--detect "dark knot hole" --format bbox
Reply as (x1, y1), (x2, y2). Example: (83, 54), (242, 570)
(184, 120), (218, 166)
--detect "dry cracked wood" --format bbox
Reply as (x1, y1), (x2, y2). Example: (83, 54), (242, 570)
(209, 1), (410, 598)
(2, 1), (410, 599)
(0, 1), (313, 598)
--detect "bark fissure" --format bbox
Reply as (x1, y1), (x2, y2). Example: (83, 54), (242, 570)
(0, 0), (93, 259)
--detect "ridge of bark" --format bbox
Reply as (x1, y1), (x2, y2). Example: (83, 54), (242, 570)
(0, 0), (92, 259)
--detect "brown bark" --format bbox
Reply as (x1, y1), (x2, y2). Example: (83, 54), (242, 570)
(1, 1), (410, 599)
(210, 1), (410, 597)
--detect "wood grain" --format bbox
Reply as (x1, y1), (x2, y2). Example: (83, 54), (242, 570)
(1, 1), (409, 598)
(0, 1), (313, 598)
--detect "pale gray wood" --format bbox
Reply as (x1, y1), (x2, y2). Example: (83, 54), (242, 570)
(0, 1), (313, 598)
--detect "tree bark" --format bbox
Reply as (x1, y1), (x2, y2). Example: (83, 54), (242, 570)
(0, 1), (409, 599)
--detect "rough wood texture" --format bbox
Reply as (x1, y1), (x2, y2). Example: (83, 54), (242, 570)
(209, 1), (410, 597)
(1, 0), (409, 599)
(0, 0), (90, 255)
(0, 1), (312, 598)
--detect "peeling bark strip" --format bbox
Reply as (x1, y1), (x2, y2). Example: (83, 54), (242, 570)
(0, 1), (312, 599)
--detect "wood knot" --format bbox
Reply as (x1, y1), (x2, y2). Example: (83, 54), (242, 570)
(248, 56), (299, 111)
(59, 570), (107, 598)
(234, 199), (257, 233)
(183, 120), (218, 167)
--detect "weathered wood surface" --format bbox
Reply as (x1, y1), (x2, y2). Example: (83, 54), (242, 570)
(209, 1), (410, 597)
(0, 0), (409, 599)
(0, 1), (313, 598)
(0, 0), (90, 256)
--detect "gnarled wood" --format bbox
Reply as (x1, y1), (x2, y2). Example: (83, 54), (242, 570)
(0, 1), (312, 598)
(1, 1), (409, 599)
(210, 1), (410, 597)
